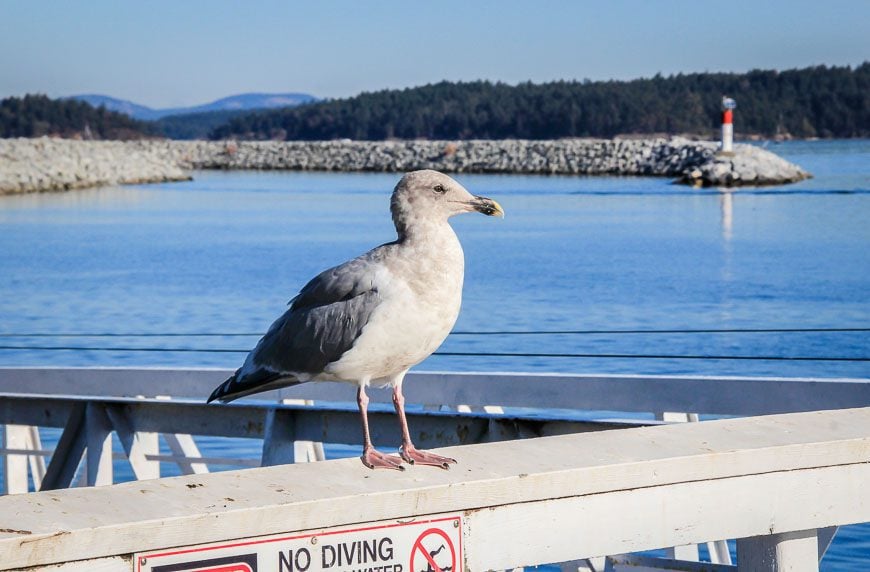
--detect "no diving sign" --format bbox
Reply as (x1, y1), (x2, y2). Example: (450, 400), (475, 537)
(135, 515), (462, 572)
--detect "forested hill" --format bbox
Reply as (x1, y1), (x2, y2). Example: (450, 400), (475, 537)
(0, 94), (154, 139)
(212, 63), (869, 141)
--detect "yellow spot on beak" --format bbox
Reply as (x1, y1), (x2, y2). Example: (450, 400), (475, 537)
(489, 199), (505, 218)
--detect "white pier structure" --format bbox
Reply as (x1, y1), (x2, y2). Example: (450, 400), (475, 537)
(1, 367), (869, 571)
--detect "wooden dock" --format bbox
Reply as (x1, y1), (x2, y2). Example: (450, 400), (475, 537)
(1, 367), (869, 571)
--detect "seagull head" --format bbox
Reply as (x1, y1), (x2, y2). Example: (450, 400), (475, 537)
(391, 170), (504, 232)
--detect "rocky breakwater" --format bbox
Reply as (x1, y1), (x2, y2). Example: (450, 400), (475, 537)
(0, 137), (810, 195)
(0, 138), (190, 195)
(678, 143), (811, 186)
(172, 138), (810, 186)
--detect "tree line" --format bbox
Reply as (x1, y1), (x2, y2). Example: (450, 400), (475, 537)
(2, 64), (867, 141)
(0, 94), (154, 139)
(211, 63), (869, 141)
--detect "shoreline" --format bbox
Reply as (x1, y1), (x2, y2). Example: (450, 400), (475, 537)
(0, 137), (811, 195)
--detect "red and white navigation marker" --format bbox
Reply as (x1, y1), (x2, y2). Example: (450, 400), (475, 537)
(721, 96), (737, 153)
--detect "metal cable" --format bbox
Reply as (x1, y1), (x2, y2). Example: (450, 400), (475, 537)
(0, 345), (866, 362)
(0, 327), (867, 338)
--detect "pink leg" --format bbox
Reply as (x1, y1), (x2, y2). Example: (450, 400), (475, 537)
(358, 385), (404, 470)
(393, 385), (456, 469)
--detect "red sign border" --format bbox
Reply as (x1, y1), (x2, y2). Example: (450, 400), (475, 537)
(137, 515), (462, 572)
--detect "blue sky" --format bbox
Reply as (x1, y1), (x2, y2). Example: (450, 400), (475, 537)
(1, 1), (867, 108)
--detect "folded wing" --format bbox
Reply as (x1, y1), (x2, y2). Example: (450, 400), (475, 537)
(208, 253), (385, 403)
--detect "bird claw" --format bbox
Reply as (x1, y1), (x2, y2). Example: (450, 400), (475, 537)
(401, 445), (457, 469)
(361, 448), (405, 471)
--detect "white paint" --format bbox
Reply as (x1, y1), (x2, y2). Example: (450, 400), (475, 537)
(105, 406), (160, 480)
(2, 425), (31, 494)
(0, 407), (867, 571)
(709, 539), (733, 565)
(163, 433), (209, 475)
(86, 404), (113, 486)
(663, 544), (699, 561)
(17, 556), (130, 572)
(465, 464), (866, 570)
(294, 440), (326, 463)
(721, 123), (734, 153)
(2, 368), (868, 569)
(25, 425), (46, 489)
(2, 367), (868, 416)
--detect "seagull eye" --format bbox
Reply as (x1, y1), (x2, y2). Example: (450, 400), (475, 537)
(433, 184), (446, 194)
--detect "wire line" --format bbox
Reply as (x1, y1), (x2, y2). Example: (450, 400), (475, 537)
(0, 327), (867, 338)
(0, 345), (866, 362)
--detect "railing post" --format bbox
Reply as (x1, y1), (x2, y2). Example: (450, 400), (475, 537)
(40, 403), (87, 491)
(105, 405), (160, 480)
(737, 529), (818, 571)
(2, 425), (30, 494)
(164, 434), (209, 474)
(85, 403), (113, 486)
(280, 399), (326, 463)
(664, 544), (699, 561)
(262, 409), (297, 466)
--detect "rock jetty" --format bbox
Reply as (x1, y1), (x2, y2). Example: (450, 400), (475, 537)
(677, 145), (811, 186)
(0, 137), (810, 195)
(0, 138), (191, 194)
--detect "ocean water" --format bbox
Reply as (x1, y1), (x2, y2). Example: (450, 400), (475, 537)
(0, 139), (868, 568)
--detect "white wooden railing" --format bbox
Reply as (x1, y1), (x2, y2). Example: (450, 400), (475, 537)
(1, 405), (868, 572)
(1, 367), (869, 571)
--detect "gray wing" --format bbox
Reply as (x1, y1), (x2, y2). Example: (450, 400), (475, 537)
(208, 252), (386, 403)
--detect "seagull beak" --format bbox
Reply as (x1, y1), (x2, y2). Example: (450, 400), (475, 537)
(471, 196), (505, 218)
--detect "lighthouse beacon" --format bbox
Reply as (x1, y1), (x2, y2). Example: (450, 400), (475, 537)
(721, 96), (736, 153)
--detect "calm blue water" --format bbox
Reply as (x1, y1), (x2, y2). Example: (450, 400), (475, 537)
(0, 139), (868, 568)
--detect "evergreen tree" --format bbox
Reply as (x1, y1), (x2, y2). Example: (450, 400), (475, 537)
(0, 94), (154, 139)
(211, 63), (869, 141)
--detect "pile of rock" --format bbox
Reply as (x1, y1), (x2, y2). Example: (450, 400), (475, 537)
(678, 144), (811, 186)
(165, 138), (724, 177)
(0, 138), (190, 194)
(0, 137), (811, 195)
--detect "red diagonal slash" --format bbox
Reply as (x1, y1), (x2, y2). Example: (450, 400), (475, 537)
(413, 538), (444, 572)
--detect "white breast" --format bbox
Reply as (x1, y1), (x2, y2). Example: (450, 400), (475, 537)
(325, 225), (465, 386)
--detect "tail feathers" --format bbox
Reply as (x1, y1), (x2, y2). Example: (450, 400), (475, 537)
(207, 367), (297, 404)
(207, 369), (242, 403)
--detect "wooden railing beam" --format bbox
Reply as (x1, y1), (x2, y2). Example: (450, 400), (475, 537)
(0, 407), (867, 571)
(2, 368), (868, 416)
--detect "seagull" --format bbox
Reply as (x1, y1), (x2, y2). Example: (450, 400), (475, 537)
(208, 170), (504, 470)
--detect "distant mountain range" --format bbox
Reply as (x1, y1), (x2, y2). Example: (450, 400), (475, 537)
(67, 92), (318, 121)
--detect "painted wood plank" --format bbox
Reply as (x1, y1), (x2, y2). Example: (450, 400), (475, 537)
(85, 404), (113, 486)
(10, 556), (130, 572)
(0, 408), (867, 570)
(464, 466), (863, 570)
(2, 367), (869, 416)
(2, 425), (29, 494)
(0, 395), (637, 446)
(2, 425), (47, 493)
(25, 425), (46, 489)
